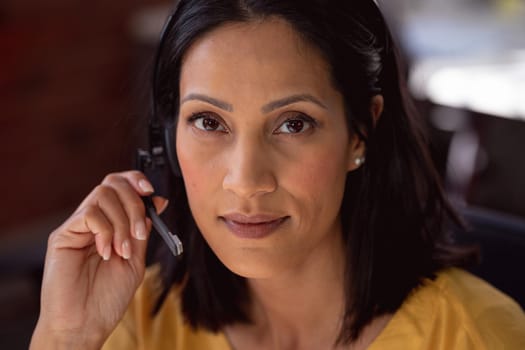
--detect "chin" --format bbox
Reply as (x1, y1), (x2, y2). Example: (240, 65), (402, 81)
(215, 249), (281, 280)
(229, 266), (274, 279)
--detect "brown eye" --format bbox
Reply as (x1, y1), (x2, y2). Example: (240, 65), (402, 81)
(202, 117), (220, 130)
(276, 114), (316, 134)
(191, 113), (226, 132)
(285, 119), (305, 133)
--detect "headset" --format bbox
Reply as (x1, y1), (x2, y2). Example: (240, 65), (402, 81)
(135, 13), (183, 257)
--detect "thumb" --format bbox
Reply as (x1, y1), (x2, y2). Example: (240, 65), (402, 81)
(152, 196), (169, 214)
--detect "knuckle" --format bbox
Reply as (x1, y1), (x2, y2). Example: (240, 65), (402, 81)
(102, 173), (123, 185)
(82, 204), (98, 220)
(126, 170), (144, 178)
(47, 230), (59, 247)
(78, 205), (110, 234)
(47, 226), (71, 249)
(128, 198), (146, 215)
(125, 170), (149, 188)
(113, 218), (130, 234)
(93, 184), (114, 198)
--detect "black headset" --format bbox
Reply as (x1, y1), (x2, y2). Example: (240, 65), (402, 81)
(137, 12), (180, 179)
(135, 12), (184, 257)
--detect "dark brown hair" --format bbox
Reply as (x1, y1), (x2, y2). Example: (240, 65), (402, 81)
(150, 0), (477, 344)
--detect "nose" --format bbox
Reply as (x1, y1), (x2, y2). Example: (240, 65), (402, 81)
(222, 135), (277, 198)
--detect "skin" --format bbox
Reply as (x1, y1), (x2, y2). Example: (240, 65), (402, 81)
(176, 18), (386, 349)
(29, 16), (386, 350)
(30, 172), (168, 350)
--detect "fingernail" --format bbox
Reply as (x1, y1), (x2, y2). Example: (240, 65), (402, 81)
(159, 199), (169, 214)
(138, 179), (154, 193)
(122, 240), (131, 260)
(103, 246), (112, 261)
(135, 220), (147, 241)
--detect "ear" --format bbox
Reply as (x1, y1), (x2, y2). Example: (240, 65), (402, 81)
(370, 94), (384, 126)
(347, 95), (384, 171)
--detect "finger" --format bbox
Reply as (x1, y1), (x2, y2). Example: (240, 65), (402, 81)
(94, 185), (132, 260)
(129, 217), (153, 267)
(56, 205), (114, 260)
(114, 171), (156, 196)
(152, 196), (169, 214)
(145, 217), (152, 232)
(102, 175), (149, 242)
(129, 199), (166, 265)
(74, 171), (154, 217)
(91, 210), (114, 261)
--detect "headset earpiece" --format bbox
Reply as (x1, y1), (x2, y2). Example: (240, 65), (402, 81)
(145, 10), (182, 178)
(164, 124), (182, 177)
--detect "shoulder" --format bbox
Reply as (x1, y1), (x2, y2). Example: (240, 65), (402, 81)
(102, 265), (231, 350)
(431, 268), (525, 345)
(371, 268), (525, 350)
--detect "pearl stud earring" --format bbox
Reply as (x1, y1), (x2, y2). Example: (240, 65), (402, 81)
(355, 156), (365, 166)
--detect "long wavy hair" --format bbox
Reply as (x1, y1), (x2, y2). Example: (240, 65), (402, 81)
(150, 0), (477, 344)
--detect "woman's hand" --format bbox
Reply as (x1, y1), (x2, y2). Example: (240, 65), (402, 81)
(30, 171), (168, 350)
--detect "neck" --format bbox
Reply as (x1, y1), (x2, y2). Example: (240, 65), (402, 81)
(246, 226), (347, 349)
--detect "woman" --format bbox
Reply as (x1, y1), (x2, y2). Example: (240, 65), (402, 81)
(30, 0), (525, 349)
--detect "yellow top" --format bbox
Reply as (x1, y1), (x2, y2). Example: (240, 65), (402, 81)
(103, 268), (525, 349)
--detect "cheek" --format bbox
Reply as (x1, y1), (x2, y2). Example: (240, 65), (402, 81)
(176, 133), (214, 211)
(179, 158), (202, 198)
(285, 146), (349, 213)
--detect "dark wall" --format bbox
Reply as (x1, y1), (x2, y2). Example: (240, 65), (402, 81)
(0, 3), (165, 348)
(0, 1), (165, 233)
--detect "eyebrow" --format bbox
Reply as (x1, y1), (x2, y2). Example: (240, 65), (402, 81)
(180, 93), (233, 112)
(261, 94), (327, 113)
(180, 93), (327, 113)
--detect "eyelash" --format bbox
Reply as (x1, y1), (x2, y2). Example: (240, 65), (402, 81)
(276, 114), (318, 135)
(186, 112), (319, 135)
(187, 112), (228, 133)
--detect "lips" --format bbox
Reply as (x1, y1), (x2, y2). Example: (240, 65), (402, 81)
(220, 213), (289, 239)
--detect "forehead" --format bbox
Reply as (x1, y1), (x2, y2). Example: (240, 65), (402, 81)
(179, 18), (336, 101)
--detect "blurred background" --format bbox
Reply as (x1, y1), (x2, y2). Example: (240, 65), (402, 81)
(1, 0), (524, 348)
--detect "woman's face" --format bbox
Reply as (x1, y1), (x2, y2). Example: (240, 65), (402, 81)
(176, 18), (363, 278)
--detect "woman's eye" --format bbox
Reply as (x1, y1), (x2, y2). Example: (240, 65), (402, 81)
(190, 114), (226, 132)
(276, 115), (315, 134)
